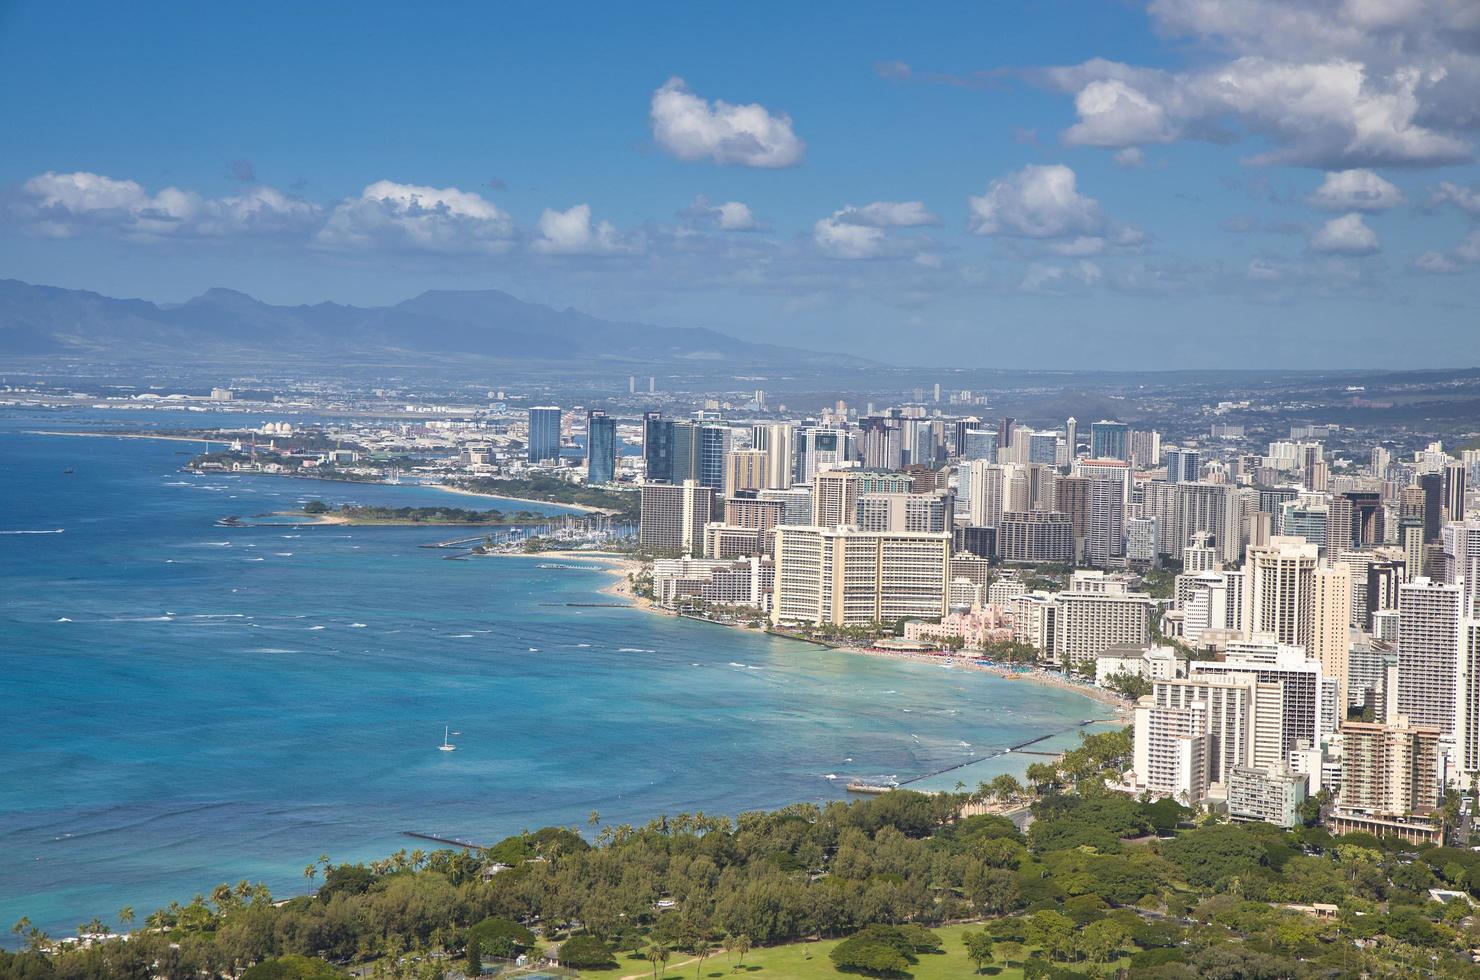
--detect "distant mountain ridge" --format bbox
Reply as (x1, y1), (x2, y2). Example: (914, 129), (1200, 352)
(0, 279), (843, 367)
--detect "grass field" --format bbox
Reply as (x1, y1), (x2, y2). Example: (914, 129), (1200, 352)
(569, 922), (1128, 979)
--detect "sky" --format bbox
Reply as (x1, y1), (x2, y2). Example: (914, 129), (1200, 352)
(2, 0), (1479, 369)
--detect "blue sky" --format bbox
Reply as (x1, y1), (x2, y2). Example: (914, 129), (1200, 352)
(2, 0), (1478, 368)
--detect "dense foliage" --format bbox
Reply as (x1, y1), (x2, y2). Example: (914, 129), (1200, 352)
(6, 731), (1480, 978)
(453, 475), (639, 521)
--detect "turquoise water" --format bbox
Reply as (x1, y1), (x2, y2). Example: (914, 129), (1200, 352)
(0, 413), (1103, 938)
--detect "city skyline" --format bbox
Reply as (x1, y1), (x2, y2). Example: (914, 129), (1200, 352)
(3, 0), (1480, 368)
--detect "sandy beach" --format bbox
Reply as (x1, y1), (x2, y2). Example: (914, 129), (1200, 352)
(494, 550), (1130, 721)
(431, 482), (613, 515)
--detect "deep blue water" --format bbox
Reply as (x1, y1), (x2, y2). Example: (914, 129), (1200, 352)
(0, 411), (1103, 938)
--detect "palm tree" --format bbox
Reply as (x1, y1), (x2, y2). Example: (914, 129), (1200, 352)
(11, 918), (30, 948)
(647, 942), (670, 980)
(691, 939), (712, 978)
(733, 934), (751, 969)
(588, 809), (601, 829)
(303, 864), (317, 893)
(118, 907), (134, 933)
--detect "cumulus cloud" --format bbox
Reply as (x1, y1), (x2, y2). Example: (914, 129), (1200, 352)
(317, 181), (513, 252)
(1064, 79), (1175, 147)
(1046, 57), (1469, 168)
(832, 201), (940, 227)
(1430, 181), (1480, 216)
(650, 77), (804, 168)
(1038, 0), (1479, 169)
(1309, 212), (1380, 253)
(969, 165), (1106, 238)
(1413, 228), (1480, 273)
(1020, 260), (1104, 293)
(967, 164), (1141, 257)
(811, 201), (941, 258)
(678, 195), (764, 231)
(20, 170), (318, 239)
(812, 216), (887, 259)
(532, 204), (635, 255)
(1307, 169), (1406, 210)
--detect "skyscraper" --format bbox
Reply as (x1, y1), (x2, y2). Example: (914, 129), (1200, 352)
(1164, 448), (1201, 484)
(1444, 460), (1467, 523)
(585, 410), (618, 485)
(1419, 472), (1443, 543)
(1090, 420), (1130, 462)
(1397, 576), (1463, 733)
(1243, 537), (1318, 649)
(527, 406), (562, 464)
(643, 412), (674, 483)
(1065, 417), (1077, 460)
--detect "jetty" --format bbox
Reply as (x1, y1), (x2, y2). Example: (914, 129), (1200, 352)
(403, 831), (486, 849)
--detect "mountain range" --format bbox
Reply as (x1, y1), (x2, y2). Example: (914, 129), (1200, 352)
(0, 279), (839, 369)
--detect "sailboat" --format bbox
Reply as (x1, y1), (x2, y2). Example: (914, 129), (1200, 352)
(439, 725), (456, 752)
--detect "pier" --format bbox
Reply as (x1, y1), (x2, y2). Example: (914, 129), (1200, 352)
(891, 719), (1103, 788)
(403, 831), (486, 850)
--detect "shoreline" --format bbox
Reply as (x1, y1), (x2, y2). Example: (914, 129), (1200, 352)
(490, 549), (1129, 723)
(428, 482), (609, 515)
(30, 431), (610, 517)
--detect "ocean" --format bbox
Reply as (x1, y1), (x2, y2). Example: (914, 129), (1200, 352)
(0, 411), (1107, 939)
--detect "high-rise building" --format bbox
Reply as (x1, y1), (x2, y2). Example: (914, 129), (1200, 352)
(1065, 417), (1078, 460)
(795, 428), (849, 485)
(752, 423), (795, 490)
(997, 511), (1074, 563)
(642, 412), (674, 483)
(1243, 537), (1319, 649)
(527, 406), (562, 463)
(1419, 472), (1443, 543)
(1329, 718), (1443, 843)
(1090, 420), (1131, 462)
(1054, 474), (1091, 552)
(855, 492), (951, 533)
(960, 428), (998, 462)
(771, 526), (951, 625)
(1311, 565), (1352, 707)
(1444, 460), (1467, 523)
(1192, 640), (1336, 764)
(723, 449), (768, 498)
(1458, 620), (1480, 778)
(1054, 581), (1153, 668)
(671, 422), (732, 491)
(585, 410), (618, 484)
(638, 480), (715, 555)
(1084, 478), (1125, 565)
(1396, 576), (1463, 733)
(1164, 448), (1200, 484)
(1130, 429), (1161, 469)
(1176, 482), (1243, 564)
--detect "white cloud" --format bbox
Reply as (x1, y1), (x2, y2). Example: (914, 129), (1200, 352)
(1413, 228), (1480, 273)
(21, 170), (317, 238)
(678, 195), (764, 231)
(1309, 212), (1380, 253)
(1064, 78), (1175, 147)
(532, 204), (635, 255)
(1430, 181), (1480, 217)
(317, 180), (513, 252)
(968, 164), (1121, 240)
(1307, 169), (1406, 211)
(812, 217), (887, 258)
(832, 201), (940, 227)
(811, 201), (941, 258)
(1113, 147), (1147, 168)
(650, 77), (804, 168)
(1020, 260), (1103, 292)
(1046, 57), (1469, 168)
